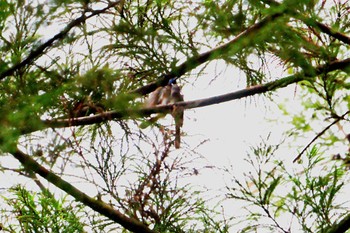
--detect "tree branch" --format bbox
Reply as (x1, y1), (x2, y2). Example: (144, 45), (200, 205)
(325, 213), (350, 233)
(11, 148), (157, 233)
(40, 57), (350, 130)
(131, 1), (350, 98)
(130, 12), (284, 97)
(0, 1), (121, 80)
(264, 0), (350, 45)
(313, 21), (350, 46)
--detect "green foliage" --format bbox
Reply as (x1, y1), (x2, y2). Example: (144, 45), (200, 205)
(226, 141), (348, 232)
(281, 147), (346, 232)
(198, 0), (248, 37)
(1, 186), (85, 232)
(0, 0), (350, 232)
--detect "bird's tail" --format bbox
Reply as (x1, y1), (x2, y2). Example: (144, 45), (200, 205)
(175, 124), (181, 149)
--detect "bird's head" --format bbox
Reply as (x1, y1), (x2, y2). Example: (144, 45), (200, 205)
(168, 78), (177, 85)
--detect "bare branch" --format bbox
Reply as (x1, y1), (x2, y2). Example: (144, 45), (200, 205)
(40, 58), (350, 130)
(11, 148), (157, 233)
(0, 1), (121, 80)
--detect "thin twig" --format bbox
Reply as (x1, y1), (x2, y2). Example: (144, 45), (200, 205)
(293, 111), (350, 163)
(0, 1), (121, 80)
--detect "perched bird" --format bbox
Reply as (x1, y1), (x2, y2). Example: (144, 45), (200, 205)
(145, 85), (172, 107)
(159, 85), (172, 105)
(143, 79), (184, 148)
(141, 84), (171, 128)
(169, 83), (184, 149)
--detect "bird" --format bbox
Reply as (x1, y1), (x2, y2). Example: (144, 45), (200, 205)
(144, 83), (172, 107)
(169, 83), (184, 149)
(141, 84), (172, 128)
(143, 79), (184, 148)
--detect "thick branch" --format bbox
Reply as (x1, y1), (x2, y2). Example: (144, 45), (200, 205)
(131, 3), (350, 98)
(41, 83), (285, 129)
(264, 0), (350, 45)
(127, 0), (350, 96)
(0, 1), (121, 80)
(11, 148), (156, 233)
(41, 58), (350, 129)
(313, 21), (350, 46)
(324, 213), (350, 233)
(130, 12), (284, 96)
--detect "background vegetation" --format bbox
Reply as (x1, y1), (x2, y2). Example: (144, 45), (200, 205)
(0, 0), (349, 232)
